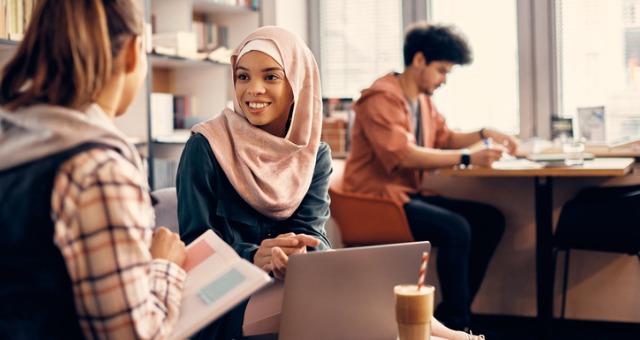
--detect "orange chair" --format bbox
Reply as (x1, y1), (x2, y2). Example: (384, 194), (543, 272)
(329, 159), (414, 246)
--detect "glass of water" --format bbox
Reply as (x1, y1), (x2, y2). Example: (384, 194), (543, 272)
(562, 139), (586, 166)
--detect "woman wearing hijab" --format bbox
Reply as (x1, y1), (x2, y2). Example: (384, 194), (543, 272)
(176, 26), (331, 339)
(177, 26), (484, 340)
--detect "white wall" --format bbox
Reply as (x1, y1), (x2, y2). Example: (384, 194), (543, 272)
(261, 0), (308, 43)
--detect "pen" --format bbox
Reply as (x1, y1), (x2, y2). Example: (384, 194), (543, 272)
(482, 138), (493, 148)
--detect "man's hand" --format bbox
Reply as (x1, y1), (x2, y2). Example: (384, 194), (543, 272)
(470, 146), (505, 167)
(483, 128), (519, 155)
(150, 227), (187, 268)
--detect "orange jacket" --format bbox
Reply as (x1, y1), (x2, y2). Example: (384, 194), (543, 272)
(344, 72), (452, 203)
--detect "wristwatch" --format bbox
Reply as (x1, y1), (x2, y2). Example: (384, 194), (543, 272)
(460, 149), (471, 167)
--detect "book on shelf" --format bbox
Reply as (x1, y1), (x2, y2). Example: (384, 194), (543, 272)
(174, 95), (193, 130)
(151, 92), (175, 138)
(153, 31), (198, 59)
(0, 3), (6, 39)
(0, 0), (37, 40)
(197, 45), (233, 64)
(7, 32), (23, 41)
(153, 130), (191, 144)
(193, 14), (228, 53)
(126, 136), (147, 147)
(153, 158), (179, 189)
(171, 229), (272, 340)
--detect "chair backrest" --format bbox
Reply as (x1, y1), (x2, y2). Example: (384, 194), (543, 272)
(554, 189), (640, 255)
(151, 187), (179, 234)
(329, 159), (414, 246)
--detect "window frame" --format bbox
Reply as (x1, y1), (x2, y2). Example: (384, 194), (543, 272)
(308, 0), (559, 140)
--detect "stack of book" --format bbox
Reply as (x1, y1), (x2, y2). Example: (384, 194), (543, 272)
(0, 0), (37, 41)
(151, 93), (197, 139)
(322, 115), (348, 156)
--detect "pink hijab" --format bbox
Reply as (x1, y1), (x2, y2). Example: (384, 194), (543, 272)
(192, 26), (322, 220)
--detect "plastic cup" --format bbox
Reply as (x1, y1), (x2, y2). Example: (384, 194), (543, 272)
(394, 284), (434, 340)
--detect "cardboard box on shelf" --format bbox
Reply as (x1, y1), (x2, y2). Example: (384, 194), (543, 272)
(322, 115), (348, 155)
(322, 129), (346, 154)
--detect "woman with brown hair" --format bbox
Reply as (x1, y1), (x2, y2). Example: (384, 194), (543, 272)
(0, 0), (186, 338)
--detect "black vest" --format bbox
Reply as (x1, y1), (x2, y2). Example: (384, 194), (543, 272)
(0, 144), (108, 339)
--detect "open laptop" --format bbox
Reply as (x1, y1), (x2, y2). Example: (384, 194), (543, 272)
(278, 241), (431, 340)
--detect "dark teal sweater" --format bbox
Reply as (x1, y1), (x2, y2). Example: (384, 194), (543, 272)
(176, 133), (332, 261)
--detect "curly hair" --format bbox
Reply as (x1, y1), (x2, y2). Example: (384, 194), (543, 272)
(403, 22), (472, 67)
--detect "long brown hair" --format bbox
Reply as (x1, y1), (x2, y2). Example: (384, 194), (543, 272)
(0, 0), (144, 111)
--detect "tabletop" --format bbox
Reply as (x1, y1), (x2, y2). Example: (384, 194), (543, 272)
(435, 157), (635, 178)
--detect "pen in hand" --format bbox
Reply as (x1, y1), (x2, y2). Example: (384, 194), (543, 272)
(484, 137), (516, 160)
(482, 138), (493, 148)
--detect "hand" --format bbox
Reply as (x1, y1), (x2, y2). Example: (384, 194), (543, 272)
(254, 233), (320, 279)
(470, 147), (505, 167)
(271, 234), (319, 280)
(150, 227), (187, 268)
(483, 128), (519, 155)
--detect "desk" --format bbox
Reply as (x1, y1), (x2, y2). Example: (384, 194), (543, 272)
(436, 158), (635, 324)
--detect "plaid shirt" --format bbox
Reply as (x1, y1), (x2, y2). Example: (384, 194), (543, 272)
(51, 148), (186, 339)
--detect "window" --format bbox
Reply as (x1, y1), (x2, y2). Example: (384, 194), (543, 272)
(555, 0), (640, 143)
(428, 0), (520, 135)
(313, 0), (637, 141)
(315, 0), (403, 99)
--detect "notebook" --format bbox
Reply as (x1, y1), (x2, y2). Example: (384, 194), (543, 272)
(279, 241), (431, 340)
(526, 152), (595, 162)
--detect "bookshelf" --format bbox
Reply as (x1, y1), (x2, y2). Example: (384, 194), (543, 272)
(0, 0), (37, 41)
(0, 1), (271, 190)
(0, 39), (18, 48)
(0, 40), (17, 64)
(134, 0), (262, 189)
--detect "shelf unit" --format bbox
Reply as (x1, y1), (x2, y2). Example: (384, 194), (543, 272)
(0, 39), (18, 47)
(132, 0), (262, 189)
(0, 1), (308, 190)
(0, 39), (18, 62)
(0, 2), (262, 190)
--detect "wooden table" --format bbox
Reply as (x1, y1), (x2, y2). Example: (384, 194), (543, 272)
(436, 158), (635, 325)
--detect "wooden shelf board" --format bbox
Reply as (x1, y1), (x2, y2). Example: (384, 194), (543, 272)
(192, 1), (257, 15)
(150, 53), (228, 69)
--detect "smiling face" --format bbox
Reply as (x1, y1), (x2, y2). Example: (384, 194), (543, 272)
(234, 50), (294, 137)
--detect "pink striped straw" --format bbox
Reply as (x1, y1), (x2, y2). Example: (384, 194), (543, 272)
(417, 251), (428, 290)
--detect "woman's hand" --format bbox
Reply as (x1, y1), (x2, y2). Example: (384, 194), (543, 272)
(271, 234), (320, 279)
(150, 227), (187, 268)
(254, 233), (320, 279)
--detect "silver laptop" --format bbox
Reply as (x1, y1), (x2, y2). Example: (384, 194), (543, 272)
(279, 241), (431, 340)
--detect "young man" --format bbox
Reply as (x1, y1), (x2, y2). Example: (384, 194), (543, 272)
(344, 22), (518, 331)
